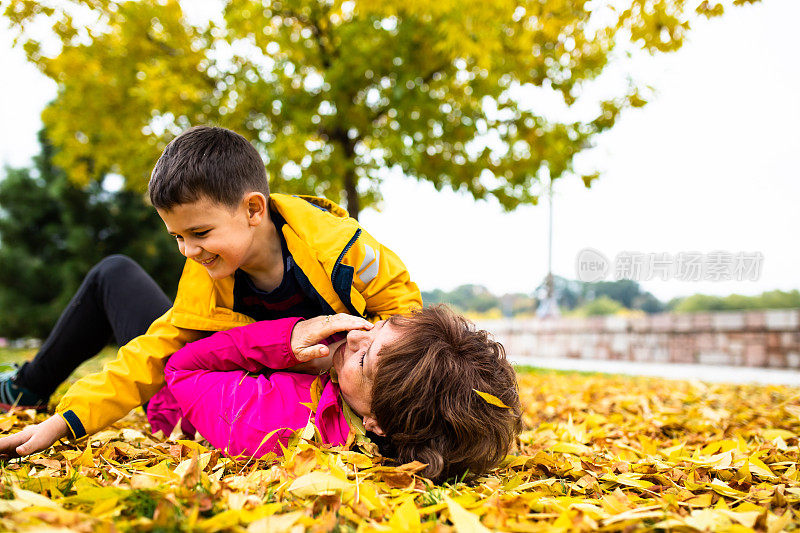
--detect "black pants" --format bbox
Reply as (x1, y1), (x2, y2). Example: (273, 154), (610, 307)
(15, 255), (172, 400)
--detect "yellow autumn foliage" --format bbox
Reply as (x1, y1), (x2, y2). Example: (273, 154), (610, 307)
(3, 0), (760, 218)
(1, 370), (798, 531)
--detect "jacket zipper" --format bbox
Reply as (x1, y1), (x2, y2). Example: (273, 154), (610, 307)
(331, 229), (362, 316)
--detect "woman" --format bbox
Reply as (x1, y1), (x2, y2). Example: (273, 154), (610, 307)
(161, 306), (522, 482)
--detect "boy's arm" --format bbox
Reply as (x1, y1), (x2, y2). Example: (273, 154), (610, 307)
(0, 414), (68, 458)
(55, 308), (204, 440)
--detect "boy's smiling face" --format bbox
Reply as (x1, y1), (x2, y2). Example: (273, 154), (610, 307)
(157, 195), (263, 280)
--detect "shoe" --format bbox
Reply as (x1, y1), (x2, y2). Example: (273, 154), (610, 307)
(0, 363), (50, 412)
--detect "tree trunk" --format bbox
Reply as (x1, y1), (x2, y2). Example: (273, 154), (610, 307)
(329, 126), (360, 220)
(344, 168), (360, 221)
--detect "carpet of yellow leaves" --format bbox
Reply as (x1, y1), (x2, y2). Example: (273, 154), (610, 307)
(1, 371), (798, 532)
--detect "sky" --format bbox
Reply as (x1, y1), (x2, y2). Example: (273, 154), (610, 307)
(1, 0), (798, 301)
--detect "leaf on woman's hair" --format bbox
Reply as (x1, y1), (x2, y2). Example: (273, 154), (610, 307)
(472, 389), (510, 408)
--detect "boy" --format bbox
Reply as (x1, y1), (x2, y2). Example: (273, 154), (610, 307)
(0, 126), (421, 457)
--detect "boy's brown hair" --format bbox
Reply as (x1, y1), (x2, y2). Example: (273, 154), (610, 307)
(148, 126), (269, 210)
(371, 305), (522, 482)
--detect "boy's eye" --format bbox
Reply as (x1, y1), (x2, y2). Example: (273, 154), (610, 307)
(360, 350), (366, 368)
(194, 230), (210, 237)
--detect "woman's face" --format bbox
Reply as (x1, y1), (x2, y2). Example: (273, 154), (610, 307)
(332, 319), (400, 433)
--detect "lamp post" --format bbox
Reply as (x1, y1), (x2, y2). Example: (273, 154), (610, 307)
(537, 174), (560, 318)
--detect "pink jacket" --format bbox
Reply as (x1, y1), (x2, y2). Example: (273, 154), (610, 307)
(152, 317), (350, 457)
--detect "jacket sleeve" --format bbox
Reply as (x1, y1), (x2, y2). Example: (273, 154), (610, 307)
(164, 317), (313, 457)
(165, 317), (303, 374)
(55, 308), (204, 439)
(350, 228), (423, 322)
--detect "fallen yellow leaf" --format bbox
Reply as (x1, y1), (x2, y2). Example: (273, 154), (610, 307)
(445, 496), (489, 533)
(388, 498), (421, 533)
(287, 471), (353, 497)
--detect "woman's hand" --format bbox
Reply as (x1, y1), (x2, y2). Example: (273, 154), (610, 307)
(0, 414), (69, 458)
(291, 314), (373, 362)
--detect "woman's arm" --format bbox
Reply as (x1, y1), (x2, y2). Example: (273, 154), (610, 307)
(167, 313), (372, 374)
(164, 317), (308, 456)
(164, 314), (372, 456)
(166, 317), (303, 375)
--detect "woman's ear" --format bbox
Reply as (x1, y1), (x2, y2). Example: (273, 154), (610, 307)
(243, 192), (267, 226)
(363, 416), (385, 436)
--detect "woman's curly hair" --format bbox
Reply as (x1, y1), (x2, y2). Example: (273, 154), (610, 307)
(371, 305), (522, 483)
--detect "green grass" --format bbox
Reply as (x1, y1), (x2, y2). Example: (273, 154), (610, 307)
(513, 364), (608, 377)
(0, 346), (118, 408)
(0, 347), (39, 365)
(0, 346), (117, 374)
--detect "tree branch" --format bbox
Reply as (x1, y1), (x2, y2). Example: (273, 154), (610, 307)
(278, 6), (336, 70)
(145, 32), (180, 56)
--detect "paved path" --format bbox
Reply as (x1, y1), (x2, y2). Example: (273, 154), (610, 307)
(510, 356), (800, 386)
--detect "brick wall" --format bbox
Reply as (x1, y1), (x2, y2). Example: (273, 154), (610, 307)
(475, 309), (800, 368)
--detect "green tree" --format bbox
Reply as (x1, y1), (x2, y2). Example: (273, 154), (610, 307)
(546, 275), (584, 310)
(573, 295), (624, 316)
(536, 276), (665, 313)
(4, 0), (758, 219)
(669, 290), (800, 313)
(0, 131), (185, 338)
(632, 292), (666, 314)
(584, 279), (642, 309)
(423, 284), (502, 314)
(755, 290), (800, 309)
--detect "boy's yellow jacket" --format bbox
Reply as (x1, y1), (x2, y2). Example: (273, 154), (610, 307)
(56, 194), (422, 439)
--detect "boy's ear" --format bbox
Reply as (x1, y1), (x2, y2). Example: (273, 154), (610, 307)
(243, 192), (267, 225)
(363, 416), (385, 436)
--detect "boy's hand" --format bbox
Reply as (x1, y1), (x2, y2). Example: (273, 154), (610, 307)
(291, 313), (373, 363)
(0, 414), (69, 458)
